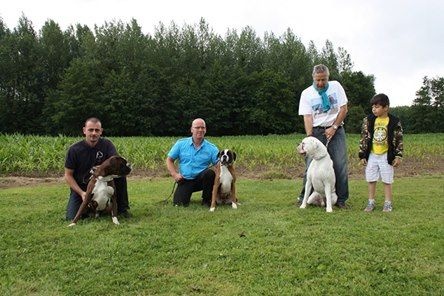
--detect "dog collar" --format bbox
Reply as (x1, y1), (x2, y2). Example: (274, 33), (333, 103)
(98, 175), (118, 182)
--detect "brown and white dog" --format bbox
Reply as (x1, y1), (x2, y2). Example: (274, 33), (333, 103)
(210, 149), (238, 212)
(68, 155), (132, 226)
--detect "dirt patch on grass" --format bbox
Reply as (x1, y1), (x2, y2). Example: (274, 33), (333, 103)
(0, 176), (65, 188)
(1, 157), (442, 189)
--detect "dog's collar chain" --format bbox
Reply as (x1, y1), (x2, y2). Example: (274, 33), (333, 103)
(98, 175), (118, 182)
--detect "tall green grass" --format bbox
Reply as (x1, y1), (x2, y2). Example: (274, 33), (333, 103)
(1, 133), (443, 177)
(0, 176), (442, 295)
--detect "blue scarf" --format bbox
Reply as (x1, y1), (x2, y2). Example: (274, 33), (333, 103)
(313, 82), (330, 112)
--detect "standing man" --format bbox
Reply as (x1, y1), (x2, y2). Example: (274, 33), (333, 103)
(65, 117), (130, 220)
(166, 118), (219, 207)
(297, 64), (349, 208)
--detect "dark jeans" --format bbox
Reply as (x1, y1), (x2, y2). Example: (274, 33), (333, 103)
(66, 176), (130, 220)
(173, 169), (215, 206)
(298, 127), (349, 204)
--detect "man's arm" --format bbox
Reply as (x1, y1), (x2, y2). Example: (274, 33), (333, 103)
(64, 168), (86, 201)
(166, 157), (183, 182)
(303, 114), (314, 136)
(333, 104), (348, 127)
(325, 104), (348, 140)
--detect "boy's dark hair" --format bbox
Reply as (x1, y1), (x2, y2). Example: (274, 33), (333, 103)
(370, 93), (390, 107)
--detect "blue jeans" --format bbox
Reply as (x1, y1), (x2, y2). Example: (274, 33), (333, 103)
(299, 127), (349, 204)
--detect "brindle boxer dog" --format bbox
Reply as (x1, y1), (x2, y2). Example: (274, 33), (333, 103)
(210, 149), (238, 212)
(68, 155), (131, 226)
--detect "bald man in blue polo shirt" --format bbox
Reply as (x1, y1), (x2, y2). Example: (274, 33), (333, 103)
(166, 118), (219, 207)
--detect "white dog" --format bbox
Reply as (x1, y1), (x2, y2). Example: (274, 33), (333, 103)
(297, 136), (338, 212)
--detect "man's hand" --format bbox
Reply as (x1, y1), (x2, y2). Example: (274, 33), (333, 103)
(172, 172), (184, 183)
(324, 126), (336, 141)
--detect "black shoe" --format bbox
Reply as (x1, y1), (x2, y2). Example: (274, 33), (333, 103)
(119, 210), (132, 218)
(335, 202), (350, 209)
(201, 199), (211, 207)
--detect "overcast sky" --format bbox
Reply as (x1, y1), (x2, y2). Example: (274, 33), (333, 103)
(2, 0), (443, 106)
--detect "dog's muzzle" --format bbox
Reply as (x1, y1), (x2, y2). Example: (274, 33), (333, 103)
(220, 155), (232, 165)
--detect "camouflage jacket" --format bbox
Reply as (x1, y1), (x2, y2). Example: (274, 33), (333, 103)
(358, 113), (404, 165)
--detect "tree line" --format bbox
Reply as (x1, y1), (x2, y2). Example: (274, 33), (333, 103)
(0, 16), (442, 136)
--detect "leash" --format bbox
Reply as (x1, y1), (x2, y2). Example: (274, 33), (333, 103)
(325, 138), (331, 148)
(163, 181), (177, 205)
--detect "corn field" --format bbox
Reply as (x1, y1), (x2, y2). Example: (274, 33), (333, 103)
(1, 133), (443, 177)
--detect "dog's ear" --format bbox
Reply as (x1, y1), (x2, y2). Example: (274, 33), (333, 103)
(218, 150), (223, 158)
(109, 155), (120, 164)
(232, 151), (237, 161)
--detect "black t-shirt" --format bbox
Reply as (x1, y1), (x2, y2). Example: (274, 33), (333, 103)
(65, 138), (117, 191)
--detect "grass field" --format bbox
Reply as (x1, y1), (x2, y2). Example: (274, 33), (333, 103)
(0, 134), (443, 295)
(1, 175), (443, 295)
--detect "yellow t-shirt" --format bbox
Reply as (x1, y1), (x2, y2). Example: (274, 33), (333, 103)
(371, 117), (389, 155)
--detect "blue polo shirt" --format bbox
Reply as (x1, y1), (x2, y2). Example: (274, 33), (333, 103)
(168, 137), (219, 180)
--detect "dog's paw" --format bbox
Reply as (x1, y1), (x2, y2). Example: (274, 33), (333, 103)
(112, 217), (120, 225)
(68, 223), (76, 227)
(209, 207), (216, 212)
(299, 204), (307, 209)
(232, 203), (238, 209)
(326, 207), (333, 213)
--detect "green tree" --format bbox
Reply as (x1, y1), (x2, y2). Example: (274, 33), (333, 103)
(337, 47), (354, 74)
(341, 71), (375, 111)
(319, 40), (340, 80)
(2, 16), (384, 136)
(346, 105), (366, 133)
(0, 15), (45, 134)
(409, 76), (444, 133)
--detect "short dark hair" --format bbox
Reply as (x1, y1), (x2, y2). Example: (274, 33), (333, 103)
(84, 117), (101, 126)
(370, 93), (390, 107)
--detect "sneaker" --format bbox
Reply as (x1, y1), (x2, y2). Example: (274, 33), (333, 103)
(364, 201), (375, 212)
(382, 202), (393, 212)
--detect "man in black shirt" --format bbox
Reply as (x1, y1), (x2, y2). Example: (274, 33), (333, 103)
(64, 117), (130, 220)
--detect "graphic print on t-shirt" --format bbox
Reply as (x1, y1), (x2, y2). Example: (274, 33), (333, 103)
(312, 93), (338, 115)
(372, 117), (389, 155)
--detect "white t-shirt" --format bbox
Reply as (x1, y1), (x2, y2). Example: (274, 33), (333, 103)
(298, 81), (348, 127)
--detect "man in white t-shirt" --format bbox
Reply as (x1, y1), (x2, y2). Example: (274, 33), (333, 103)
(297, 64), (349, 208)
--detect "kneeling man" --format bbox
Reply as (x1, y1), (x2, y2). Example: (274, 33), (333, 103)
(166, 118), (219, 207)
(64, 117), (130, 221)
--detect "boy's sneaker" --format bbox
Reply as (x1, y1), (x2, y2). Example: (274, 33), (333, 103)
(382, 201), (393, 212)
(364, 201), (375, 212)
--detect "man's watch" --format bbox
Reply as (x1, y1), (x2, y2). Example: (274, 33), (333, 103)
(332, 124), (338, 130)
